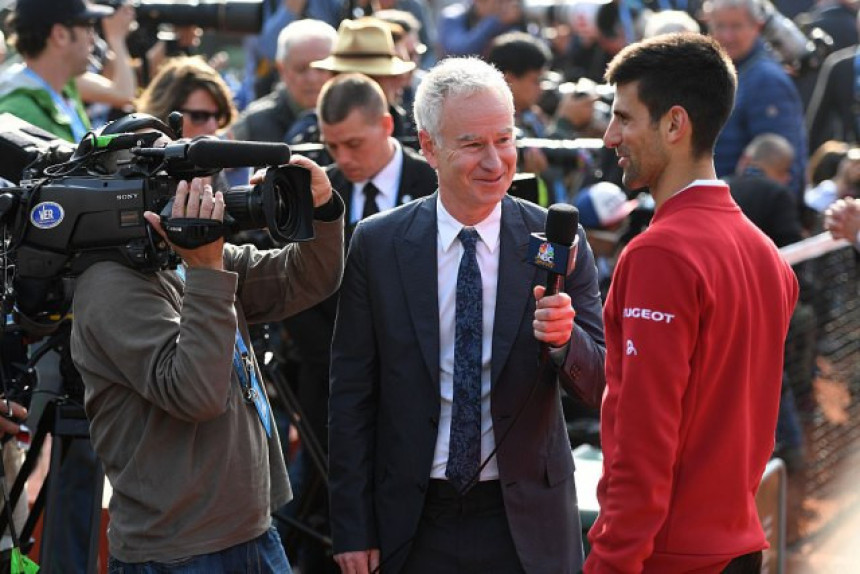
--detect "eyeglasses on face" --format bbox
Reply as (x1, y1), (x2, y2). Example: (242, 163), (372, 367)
(180, 109), (226, 127)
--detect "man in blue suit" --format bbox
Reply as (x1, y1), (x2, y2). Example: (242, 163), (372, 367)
(328, 57), (606, 574)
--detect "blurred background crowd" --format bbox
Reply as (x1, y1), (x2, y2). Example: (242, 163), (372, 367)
(0, 0), (858, 571)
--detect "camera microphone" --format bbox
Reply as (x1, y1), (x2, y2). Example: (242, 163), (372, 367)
(186, 139), (291, 168)
(133, 139), (292, 169)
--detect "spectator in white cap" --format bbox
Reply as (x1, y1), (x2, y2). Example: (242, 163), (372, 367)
(575, 181), (640, 297)
(575, 181), (639, 230)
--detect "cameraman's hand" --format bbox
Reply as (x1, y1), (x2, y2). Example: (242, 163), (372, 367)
(144, 178), (225, 270)
(0, 398), (27, 437)
(250, 155), (333, 208)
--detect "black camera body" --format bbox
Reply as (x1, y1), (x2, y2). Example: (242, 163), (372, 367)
(0, 113), (315, 321)
(14, 173), (177, 279)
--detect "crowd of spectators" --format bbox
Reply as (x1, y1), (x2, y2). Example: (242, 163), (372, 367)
(1, 0), (858, 569)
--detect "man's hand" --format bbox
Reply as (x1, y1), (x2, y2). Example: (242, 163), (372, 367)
(143, 178), (225, 270)
(334, 549), (380, 574)
(0, 399), (27, 437)
(825, 197), (860, 243)
(100, 3), (135, 46)
(533, 285), (575, 348)
(252, 155), (334, 208)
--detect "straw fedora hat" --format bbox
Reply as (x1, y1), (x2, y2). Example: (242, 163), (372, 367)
(311, 19), (416, 77)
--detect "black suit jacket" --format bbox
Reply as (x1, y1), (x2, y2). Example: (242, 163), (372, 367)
(725, 174), (803, 247)
(329, 194), (606, 573)
(326, 144), (438, 229)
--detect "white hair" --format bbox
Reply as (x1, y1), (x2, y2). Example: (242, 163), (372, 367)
(643, 10), (701, 38)
(704, 0), (767, 24)
(276, 19), (338, 64)
(413, 57), (514, 144)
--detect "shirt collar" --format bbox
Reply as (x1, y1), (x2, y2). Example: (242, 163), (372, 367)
(357, 138), (402, 202)
(672, 178), (727, 198)
(436, 198), (502, 254)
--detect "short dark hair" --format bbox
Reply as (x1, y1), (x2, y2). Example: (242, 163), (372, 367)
(605, 33), (737, 158)
(487, 32), (551, 77)
(5, 12), (51, 58)
(317, 73), (388, 125)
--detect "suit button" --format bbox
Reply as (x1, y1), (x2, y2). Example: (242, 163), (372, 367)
(418, 482), (427, 492)
(429, 416), (438, 428)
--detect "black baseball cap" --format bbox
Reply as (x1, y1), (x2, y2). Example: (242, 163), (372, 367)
(15, 0), (114, 28)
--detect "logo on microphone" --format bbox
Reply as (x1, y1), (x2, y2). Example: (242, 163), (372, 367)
(536, 242), (555, 266)
(30, 202), (64, 229)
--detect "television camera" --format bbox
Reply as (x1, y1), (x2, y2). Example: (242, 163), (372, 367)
(0, 112), (316, 324)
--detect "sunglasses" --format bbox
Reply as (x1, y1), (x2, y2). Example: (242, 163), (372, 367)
(180, 109), (226, 127)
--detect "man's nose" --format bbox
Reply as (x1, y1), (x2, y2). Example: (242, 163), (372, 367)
(603, 119), (620, 149)
(481, 144), (502, 169)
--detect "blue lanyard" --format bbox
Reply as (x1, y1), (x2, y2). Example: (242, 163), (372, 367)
(175, 265), (273, 436)
(23, 67), (89, 142)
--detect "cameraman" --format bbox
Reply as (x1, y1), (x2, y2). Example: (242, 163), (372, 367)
(70, 160), (344, 569)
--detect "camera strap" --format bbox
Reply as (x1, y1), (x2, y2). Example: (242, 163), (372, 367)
(175, 265), (273, 437)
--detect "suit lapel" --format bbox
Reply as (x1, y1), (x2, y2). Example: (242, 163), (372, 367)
(394, 195), (440, 387)
(492, 196), (538, 386)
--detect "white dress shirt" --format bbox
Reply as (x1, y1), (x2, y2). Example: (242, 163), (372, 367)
(349, 138), (404, 225)
(430, 199), (502, 481)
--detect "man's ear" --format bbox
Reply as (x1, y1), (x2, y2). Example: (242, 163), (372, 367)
(664, 105), (690, 146)
(419, 129), (438, 169)
(49, 23), (70, 47)
(381, 113), (394, 138)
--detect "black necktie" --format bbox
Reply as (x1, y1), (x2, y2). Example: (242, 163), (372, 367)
(362, 181), (380, 219)
(446, 227), (483, 493)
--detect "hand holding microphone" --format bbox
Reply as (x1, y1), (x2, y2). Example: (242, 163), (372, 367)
(528, 204), (580, 358)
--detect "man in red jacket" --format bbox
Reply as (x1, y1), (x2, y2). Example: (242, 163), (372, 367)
(585, 33), (799, 573)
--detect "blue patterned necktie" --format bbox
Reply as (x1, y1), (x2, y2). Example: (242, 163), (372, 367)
(446, 227), (483, 493)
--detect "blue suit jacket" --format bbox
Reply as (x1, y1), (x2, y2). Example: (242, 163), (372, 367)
(329, 193), (606, 573)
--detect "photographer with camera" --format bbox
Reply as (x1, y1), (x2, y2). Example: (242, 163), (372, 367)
(706, 0), (808, 199)
(0, 0), (112, 143)
(69, 154), (344, 569)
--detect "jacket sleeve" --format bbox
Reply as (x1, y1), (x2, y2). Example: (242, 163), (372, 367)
(328, 223), (380, 553)
(558, 225), (606, 408)
(586, 246), (701, 572)
(437, 6), (507, 56)
(230, 213), (344, 324)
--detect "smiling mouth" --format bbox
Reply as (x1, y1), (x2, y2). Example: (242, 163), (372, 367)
(477, 173), (505, 184)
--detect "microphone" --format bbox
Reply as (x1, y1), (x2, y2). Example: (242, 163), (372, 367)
(132, 138), (292, 169)
(527, 204), (580, 362)
(185, 139), (291, 168)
